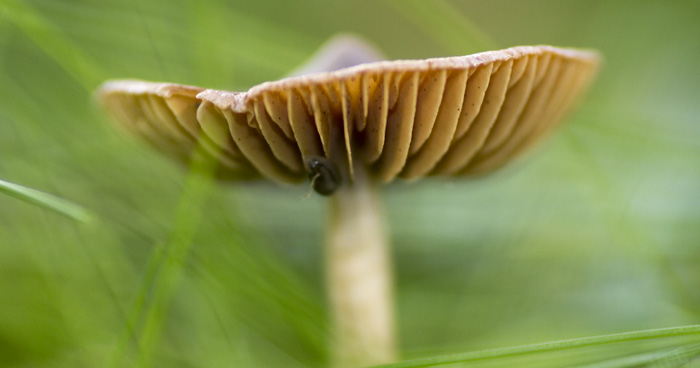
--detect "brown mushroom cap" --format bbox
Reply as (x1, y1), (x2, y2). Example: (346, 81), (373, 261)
(98, 45), (600, 187)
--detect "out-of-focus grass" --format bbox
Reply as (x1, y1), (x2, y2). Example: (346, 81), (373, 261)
(1, 0), (699, 367)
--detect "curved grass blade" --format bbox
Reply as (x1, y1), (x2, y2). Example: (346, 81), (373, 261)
(375, 325), (700, 368)
(0, 178), (93, 223)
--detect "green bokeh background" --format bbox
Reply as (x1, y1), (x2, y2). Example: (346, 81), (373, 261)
(1, 0), (699, 366)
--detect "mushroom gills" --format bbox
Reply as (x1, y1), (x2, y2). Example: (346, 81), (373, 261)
(97, 45), (600, 187)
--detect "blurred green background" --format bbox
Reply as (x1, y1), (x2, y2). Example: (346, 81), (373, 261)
(1, 0), (700, 366)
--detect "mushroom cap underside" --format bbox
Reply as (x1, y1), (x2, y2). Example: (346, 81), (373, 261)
(98, 45), (600, 185)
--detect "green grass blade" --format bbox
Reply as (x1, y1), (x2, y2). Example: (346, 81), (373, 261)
(0, 178), (93, 223)
(108, 241), (167, 368)
(375, 325), (700, 368)
(136, 164), (216, 367)
(121, 142), (219, 368)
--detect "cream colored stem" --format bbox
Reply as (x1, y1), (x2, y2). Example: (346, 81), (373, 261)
(326, 171), (396, 367)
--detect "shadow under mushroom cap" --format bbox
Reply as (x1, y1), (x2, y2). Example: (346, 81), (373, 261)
(98, 45), (600, 188)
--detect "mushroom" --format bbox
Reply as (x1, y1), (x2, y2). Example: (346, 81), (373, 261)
(97, 36), (600, 367)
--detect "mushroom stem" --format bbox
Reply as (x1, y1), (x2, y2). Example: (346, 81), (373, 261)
(326, 168), (396, 367)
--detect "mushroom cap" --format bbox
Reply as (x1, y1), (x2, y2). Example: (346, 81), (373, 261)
(98, 45), (600, 186)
